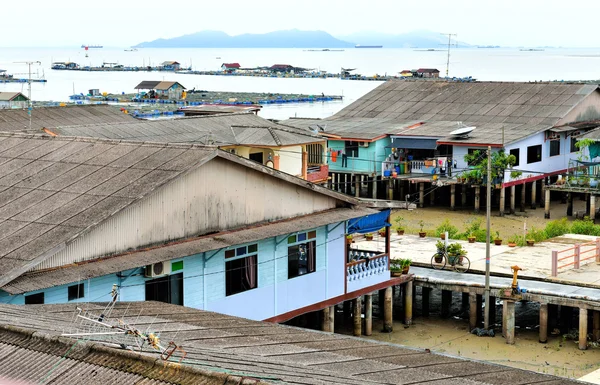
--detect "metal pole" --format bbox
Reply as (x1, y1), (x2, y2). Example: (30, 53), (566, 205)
(484, 146), (491, 329)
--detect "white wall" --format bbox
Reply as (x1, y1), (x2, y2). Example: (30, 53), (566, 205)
(277, 146), (303, 177)
(326, 223), (345, 298)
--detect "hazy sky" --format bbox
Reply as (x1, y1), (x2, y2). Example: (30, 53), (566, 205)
(4, 0), (599, 47)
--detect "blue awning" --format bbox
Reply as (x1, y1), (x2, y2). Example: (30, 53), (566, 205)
(387, 138), (438, 150)
(347, 210), (391, 234)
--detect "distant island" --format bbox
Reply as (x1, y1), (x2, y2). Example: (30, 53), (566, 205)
(135, 29), (474, 49)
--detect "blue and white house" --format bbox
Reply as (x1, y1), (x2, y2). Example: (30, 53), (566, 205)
(0, 134), (398, 322)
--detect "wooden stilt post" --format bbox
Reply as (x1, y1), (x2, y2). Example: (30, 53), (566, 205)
(404, 281), (413, 326)
(540, 178), (546, 206)
(365, 294), (372, 336)
(355, 175), (360, 198)
(539, 303), (548, 343)
(419, 183), (424, 208)
(590, 195), (596, 223)
(510, 185), (516, 214)
(499, 187), (505, 217)
(328, 305), (335, 333)
(353, 297), (361, 337)
(474, 186), (480, 213)
(322, 307), (331, 332)
(383, 287), (393, 332)
(545, 188), (551, 219)
(520, 183), (526, 212)
(450, 184), (456, 211)
(531, 180), (537, 209)
(579, 308), (588, 350)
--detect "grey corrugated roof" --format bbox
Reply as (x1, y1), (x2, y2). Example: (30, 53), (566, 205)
(0, 133), (219, 290)
(0, 104), (134, 132)
(0, 302), (583, 385)
(51, 113), (325, 147)
(284, 81), (600, 144)
(7, 207), (375, 294)
(134, 80), (161, 89)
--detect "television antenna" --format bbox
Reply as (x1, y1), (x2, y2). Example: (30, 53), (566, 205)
(14, 60), (41, 130)
(440, 33), (457, 77)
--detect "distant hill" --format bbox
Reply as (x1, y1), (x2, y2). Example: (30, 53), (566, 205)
(134, 29), (354, 48)
(336, 30), (472, 48)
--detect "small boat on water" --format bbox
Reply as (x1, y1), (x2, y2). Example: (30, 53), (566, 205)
(125, 48), (138, 52)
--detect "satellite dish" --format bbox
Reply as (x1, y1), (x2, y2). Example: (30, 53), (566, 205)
(449, 126), (476, 137)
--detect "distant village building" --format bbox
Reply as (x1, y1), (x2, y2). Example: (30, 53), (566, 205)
(134, 80), (186, 99)
(221, 63), (241, 73)
(160, 61), (181, 71)
(0, 92), (29, 108)
(269, 64), (295, 73)
(399, 69), (413, 77)
(416, 68), (440, 78)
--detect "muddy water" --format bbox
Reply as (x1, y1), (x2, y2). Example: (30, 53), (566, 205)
(333, 287), (600, 380)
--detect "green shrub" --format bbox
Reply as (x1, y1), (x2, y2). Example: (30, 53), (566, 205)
(434, 219), (460, 239)
(571, 217), (600, 236)
(526, 226), (547, 242)
(544, 218), (571, 238)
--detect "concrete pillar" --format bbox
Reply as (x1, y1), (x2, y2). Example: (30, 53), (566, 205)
(489, 296), (497, 325)
(590, 195), (596, 223)
(461, 185), (468, 207)
(531, 180), (537, 209)
(544, 188), (551, 219)
(539, 303), (548, 343)
(419, 183), (424, 208)
(404, 282), (413, 326)
(387, 180), (394, 200)
(353, 297), (361, 337)
(441, 290), (452, 318)
(520, 183), (526, 212)
(383, 287), (393, 332)
(540, 179), (546, 206)
(579, 308), (588, 350)
(474, 186), (481, 213)
(328, 305), (335, 333)
(502, 300), (508, 337)
(505, 300), (516, 344)
(422, 287), (431, 317)
(355, 175), (360, 198)
(499, 187), (505, 217)
(469, 293), (478, 330)
(450, 185), (456, 211)
(322, 307), (331, 332)
(365, 294), (373, 336)
(510, 185), (516, 214)
(372, 176), (378, 199)
(567, 193), (573, 217)
(593, 311), (600, 342)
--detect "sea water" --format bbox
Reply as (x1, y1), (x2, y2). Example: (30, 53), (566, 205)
(1, 47), (600, 120)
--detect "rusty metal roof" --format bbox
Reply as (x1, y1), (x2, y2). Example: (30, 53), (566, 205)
(0, 302), (584, 385)
(0, 104), (134, 132)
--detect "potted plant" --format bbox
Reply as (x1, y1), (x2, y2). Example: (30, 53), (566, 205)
(390, 259), (402, 277)
(365, 233), (374, 241)
(418, 220), (427, 238)
(378, 228), (386, 237)
(526, 237), (535, 246)
(448, 243), (467, 264)
(467, 232), (476, 243)
(507, 235), (518, 248)
(499, 287), (513, 297)
(401, 258), (412, 274)
(494, 231), (502, 246)
(434, 240), (445, 263)
(346, 234), (353, 245)
(395, 216), (405, 235)
(440, 232), (446, 240)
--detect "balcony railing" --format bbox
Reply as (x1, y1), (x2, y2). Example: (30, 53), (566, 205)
(346, 249), (389, 291)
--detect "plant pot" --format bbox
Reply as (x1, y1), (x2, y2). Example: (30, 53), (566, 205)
(526, 240), (535, 246)
(379, 232), (386, 237)
(468, 237), (476, 243)
(494, 239), (502, 246)
(391, 271), (402, 277)
(458, 255), (465, 264)
(448, 254), (458, 265)
(434, 254), (443, 263)
(508, 242), (517, 248)
(402, 266), (410, 274)
(440, 233), (446, 240)
(365, 235), (373, 241)
(419, 232), (427, 238)
(397, 229), (405, 235)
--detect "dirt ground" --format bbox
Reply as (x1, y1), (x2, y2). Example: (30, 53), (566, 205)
(393, 198), (588, 240)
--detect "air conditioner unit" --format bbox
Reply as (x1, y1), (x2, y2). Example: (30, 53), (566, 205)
(145, 261), (171, 278)
(360, 142), (370, 148)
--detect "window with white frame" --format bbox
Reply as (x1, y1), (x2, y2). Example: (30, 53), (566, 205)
(288, 230), (317, 279)
(225, 244), (258, 296)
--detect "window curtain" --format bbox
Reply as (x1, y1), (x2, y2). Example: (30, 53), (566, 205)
(307, 242), (315, 273)
(245, 255), (257, 289)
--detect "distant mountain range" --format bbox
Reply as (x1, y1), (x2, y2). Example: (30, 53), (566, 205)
(134, 29), (472, 49)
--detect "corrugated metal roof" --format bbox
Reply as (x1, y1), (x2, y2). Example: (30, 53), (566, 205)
(0, 302), (585, 385)
(0, 104), (134, 132)
(51, 113), (325, 147)
(7, 207), (375, 294)
(134, 81), (161, 89)
(0, 92), (28, 102)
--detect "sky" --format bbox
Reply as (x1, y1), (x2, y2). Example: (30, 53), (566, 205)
(4, 0), (599, 48)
